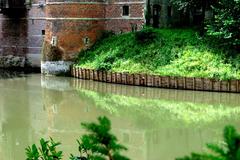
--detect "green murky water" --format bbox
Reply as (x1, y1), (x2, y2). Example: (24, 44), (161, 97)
(0, 73), (240, 160)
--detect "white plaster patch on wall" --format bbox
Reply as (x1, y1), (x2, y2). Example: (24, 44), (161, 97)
(41, 61), (73, 75)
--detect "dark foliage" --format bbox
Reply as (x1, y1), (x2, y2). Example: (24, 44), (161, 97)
(206, 0), (240, 48)
(135, 28), (157, 43)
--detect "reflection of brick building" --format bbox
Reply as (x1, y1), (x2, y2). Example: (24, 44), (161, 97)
(41, 0), (145, 74)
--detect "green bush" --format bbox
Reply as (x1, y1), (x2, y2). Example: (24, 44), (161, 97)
(134, 27), (157, 43)
(25, 138), (63, 160)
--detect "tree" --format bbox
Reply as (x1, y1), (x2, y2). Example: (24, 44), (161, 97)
(206, 0), (240, 49)
(145, 0), (152, 26)
(171, 0), (217, 35)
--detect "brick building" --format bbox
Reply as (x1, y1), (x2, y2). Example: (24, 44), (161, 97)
(0, 0), (145, 73)
(0, 0), (209, 74)
(41, 0), (145, 74)
(0, 0), (45, 68)
(147, 0), (190, 28)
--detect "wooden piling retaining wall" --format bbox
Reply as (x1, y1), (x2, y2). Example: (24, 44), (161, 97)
(71, 67), (240, 93)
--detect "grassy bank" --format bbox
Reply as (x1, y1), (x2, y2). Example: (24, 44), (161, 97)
(75, 28), (240, 80)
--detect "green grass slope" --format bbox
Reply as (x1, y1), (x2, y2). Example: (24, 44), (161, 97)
(75, 28), (240, 80)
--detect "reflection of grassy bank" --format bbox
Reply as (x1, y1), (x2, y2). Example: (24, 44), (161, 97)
(77, 89), (240, 126)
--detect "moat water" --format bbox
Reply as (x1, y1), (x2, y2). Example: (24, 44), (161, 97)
(0, 73), (240, 160)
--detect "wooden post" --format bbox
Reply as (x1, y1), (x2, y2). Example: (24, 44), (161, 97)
(80, 68), (83, 79)
(99, 71), (103, 81)
(90, 69), (94, 80)
(93, 70), (96, 80)
(193, 78), (196, 90)
(73, 67), (76, 77)
(183, 77), (186, 89)
(78, 68), (81, 79)
(211, 79), (213, 91)
(228, 80), (230, 92)
(122, 73), (127, 84)
(159, 76), (162, 87)
(82, 68), (85, 79)
(237, 80), (239, 92)
(96, 70), (99, 81)
(175, 77), (178, 89)
(86, 69), (89, 79)
(219, 81), (221, 91)
(106, 72), (111, 83)
(167, 76), (170, 88)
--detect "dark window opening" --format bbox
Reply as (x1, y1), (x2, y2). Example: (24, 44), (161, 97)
(152, 4), (161, 28)
(42, 30), (45, 35)
(83, 37), (90, 45)
(168, 6), (172, 17)
(123, 5), (129, 16)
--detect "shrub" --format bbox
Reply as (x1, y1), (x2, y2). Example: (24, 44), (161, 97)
(25, 138), (63, 160)
(70, 116), (129, 160)
(101, 31), (115, 40)
(135, 27), (157, 43)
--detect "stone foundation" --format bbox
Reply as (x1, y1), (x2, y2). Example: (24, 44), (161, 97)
(42, 0), (145, 74)
(41, 61), (73, 75)
(0, 1), (46, 68)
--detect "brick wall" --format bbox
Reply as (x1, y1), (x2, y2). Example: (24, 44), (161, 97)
(0, 1), (45, 67)
(1, 0), (145, 73)
(43, 2), (106, 62)
(43, 0), (145, 64)
(105, 2), (145, 33)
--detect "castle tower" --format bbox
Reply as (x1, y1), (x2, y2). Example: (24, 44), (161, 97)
(41, 0), (145, 74)
(0, 0), (46, 68)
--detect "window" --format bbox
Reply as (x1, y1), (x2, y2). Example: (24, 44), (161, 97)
(122, 5), (129, 16)
(51, 36), (57, 46)
(83, 37), (90, 45)
(42, 30), (45, 36)
(168, 6), (172, 17)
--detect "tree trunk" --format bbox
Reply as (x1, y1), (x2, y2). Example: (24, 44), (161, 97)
(146, 0), (151, 26)
(200, 0), (207, 36)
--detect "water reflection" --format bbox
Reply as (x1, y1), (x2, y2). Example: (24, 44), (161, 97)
(0, 69), (26, 79)
(0, 74), (240, 160)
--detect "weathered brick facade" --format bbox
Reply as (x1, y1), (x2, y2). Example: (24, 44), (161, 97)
(41, 0), (145, 74)
(0, 0), (145, 73)
(0, 0), (45, 68)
